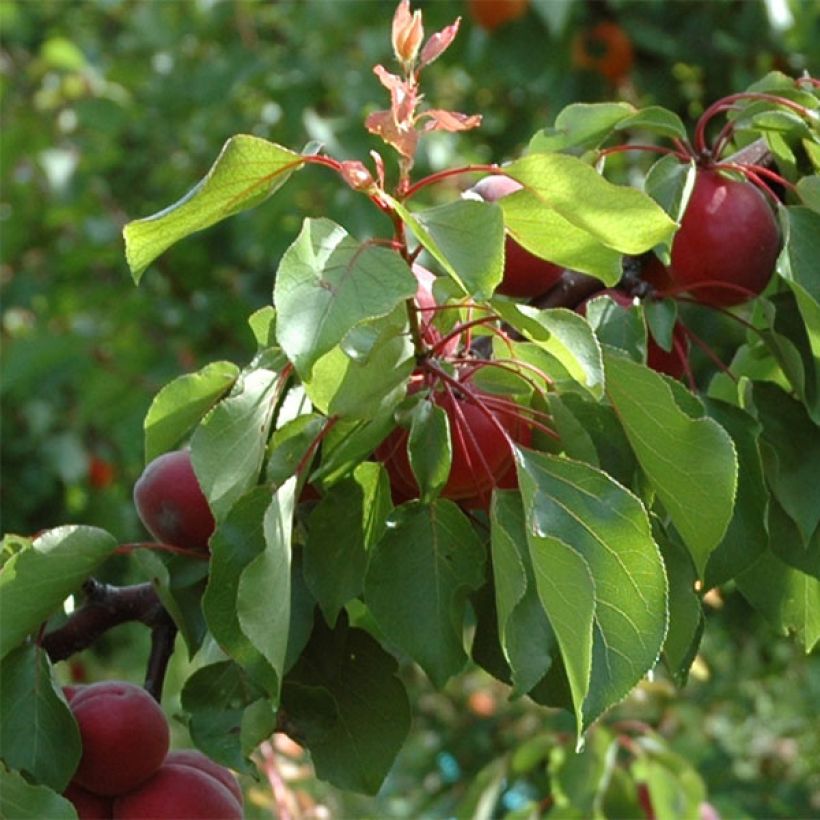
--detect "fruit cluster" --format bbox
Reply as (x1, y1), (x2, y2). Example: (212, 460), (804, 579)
(61, 681), (242, 819)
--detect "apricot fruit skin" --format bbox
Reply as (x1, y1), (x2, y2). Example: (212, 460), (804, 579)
(133, 449), (215, 551)
(113, 763), (243, 819)
(164, 749), (243, 807)
(668, 169), (780, 307)
(62, 782), (113, 820)
(70, 681), (170, 797)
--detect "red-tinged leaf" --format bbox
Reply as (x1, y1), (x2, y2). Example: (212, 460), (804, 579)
(373, 64), (403, 93)
(391, 0), (412, 62)
(421, 109), (482, 133)
(370, 150), (386, 188)
(419, 18), (460, 67)
(365, 110), (419, 159)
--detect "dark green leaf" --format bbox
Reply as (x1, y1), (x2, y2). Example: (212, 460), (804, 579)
(0, 764), (76, 820)
(737, 549), (820, 651)
(657, 529), (703, 685)
(0, 526), (117, 660)
(752, 382), (820, 542)
(181, 660), (267, 774)
(283, 614), (411, 795)
(490, 492), (556, 696)
(0, 646), (80, 791)
(134, 550), (208, 656)
(365, 500), (486, 688)
(615, 107), (688, 141)
(304, 462), (391, 625)
(702, 399), (769, 588)
(407, 400), (451, 501)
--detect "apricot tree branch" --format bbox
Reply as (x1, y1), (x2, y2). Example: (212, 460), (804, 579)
(41, 579), (168, 664)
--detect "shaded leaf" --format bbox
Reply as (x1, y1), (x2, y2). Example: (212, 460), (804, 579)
(365, 500), (486, 688)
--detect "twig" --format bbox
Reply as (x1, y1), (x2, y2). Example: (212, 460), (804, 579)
(144, 610), (178, 702)
(41, 579), (168, 663)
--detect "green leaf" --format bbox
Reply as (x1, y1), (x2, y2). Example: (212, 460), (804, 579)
(311, 413), (397, 487)
(529, 102), (634, 153)
(549, 727), (616, 815)
(190, 368), (281, 521)
(702, 399), (769, 588)
(282, 614), (411, 795)
(615, 107), (688, 141)
(494, 303), (605, 397)
(0, 526), (117, 660)
(273, 217), (416, 378)
(181, 660), (267, 774)
(737, 551), (820, 651)
(124, 135), (303, 281)
(266, 413), (325, 487)
(365, 500), (486, 688)
(407, 400), (451, 501)
(134, 550), (208, 656)
(605, 352), (737, 576)
(234, 479), (295, 704)
(644, 156), (695, 261)
(505, 153), (677, 256)
(558, 394), (638, 489)
(398, 199), (504, 298)
(752, 382), (820, 542)
(796, 176), (820, 213)
(768, 500), (820, 579)
(516, 450), (668, 733)
(0, 646), (81, 792)
(143, 361), (239, 461)
(490, 492), (557, 697)
(0, 763), (76, 820)
(304, 463), (391, 626)
(631, 754), (706, 820)
(203, 488), (278, 692)
(585, 294), (646, 363)
(657, 529), (703, 686)
(305, 329), (414, 420)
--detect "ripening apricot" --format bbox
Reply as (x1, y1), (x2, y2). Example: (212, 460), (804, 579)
(113, 763), (243, 819)
(62, 782), (113, 820)
(70, 681), (169, 797)
(468, 0), (529, 31)
(133, 449), (215, 551)
(572, 21), (634, 83)
(164, 750), (243, 807)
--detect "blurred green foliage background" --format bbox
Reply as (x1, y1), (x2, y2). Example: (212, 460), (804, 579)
(2, 1), (818, 817)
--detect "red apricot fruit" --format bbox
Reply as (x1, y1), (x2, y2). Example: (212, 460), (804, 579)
(164, 750), (243, 807)
(376, 380), (527, 503)
(62, 782), (113, 820)
(668, 168), (780, 307)
(113, 763), (242, 819)
(133, 449), (215, 551)
(70, 681), (169, 797)
(467, 175), (564, 299)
